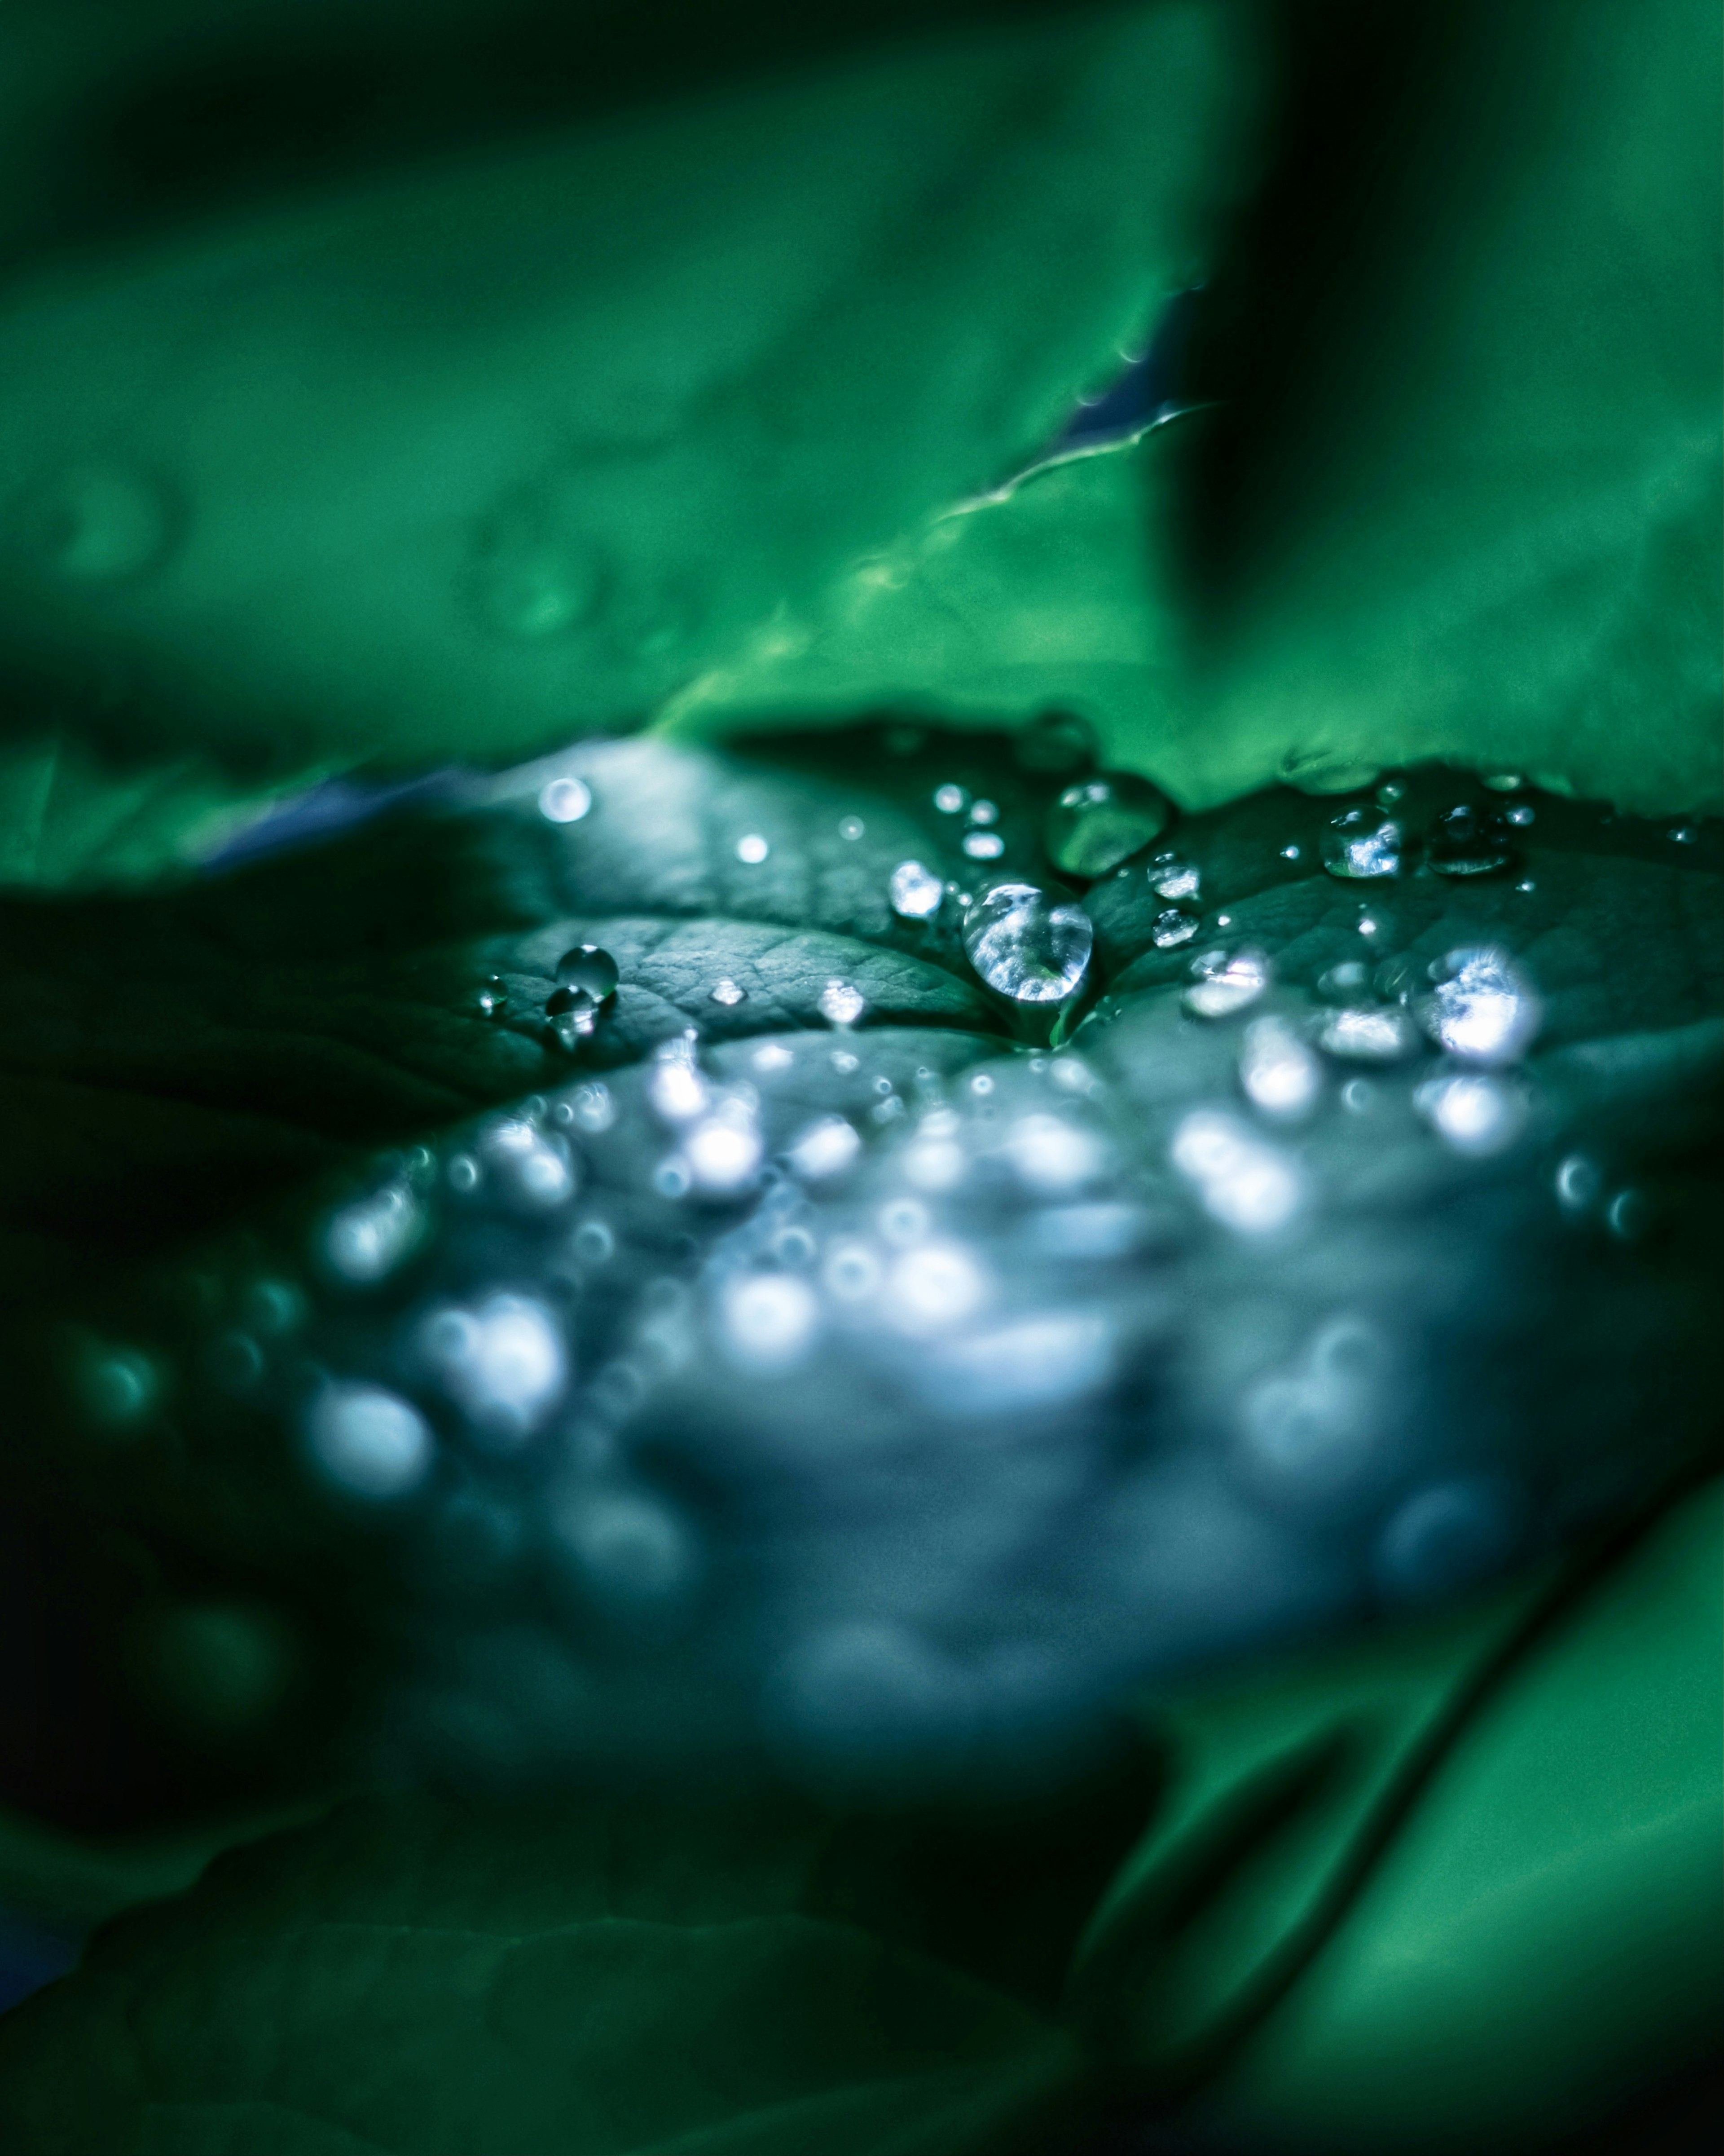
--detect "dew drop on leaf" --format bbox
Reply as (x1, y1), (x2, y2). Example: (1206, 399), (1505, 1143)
(888, 859), (944, 920)
(1043, 771), (1173, 877)
(1321, 808), (1405, 879)
(962, 882), (1092, 1002)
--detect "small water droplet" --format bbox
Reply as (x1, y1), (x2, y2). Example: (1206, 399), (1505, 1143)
(572, 1218), (615, 1264)
(751, 1041), (795, 1075)
(1170, 1110), (1302, 1234)
(306, 1383), (432, 1499)
(1375, 779), (1406, 807)
(788, 1115), (862, 1180)
(653, 1158), (692, 1199)
(16, 459), (177, 583)
(1150, 908), (1199, 949)
(1669, 825), (1698, 845)
(1014, 708), (1095, 774)
(448, 1154), (481, 1193)
(684, 1101), (764, 1194)
(1556, 1154), (1601, 1212)
(962, 882), (1092, 1002)
(546, 945), (620, 1050)
(1427, 803), (1514, 878)
(838, 815), (866, 841)
(475, 977), (508, 1018)
(962, 829), (1004, 860)
(968, 798), (998, 827)
(721, 1272), (821, 1369)
(1281, 843), (1302, 861)
(1516, 877), (1536, 894)
(1043, 771), (1173, 877)
(1413, 1072), (1527, 1156)
(1322, 809), (1404, 879)
(1482, 772), (1525, 792)
(1317, 960), (1372, 1002)
(1502, 803), (1535, 827)
(1340, 1077), (1374, 1113)
(709, 978), (747, 1007)
(1183, 949), (1271, 1019)
(1238, 1017), (1323, 1121)
(889, 859), (944, 920)
(831, 1049), (860, 1074)
(537, 775), (592, 824)
(735, 833), (770, 864)
(71, 1341), (159, 1429)
(1316, 1005), (1421, 1063)
(1151, 860), (1201, 901)
(648, 1035), (709, 1123)
(933, 783), (969, 815)
(818, 979), (867, 1027)
(323, 1182), (422, 1282)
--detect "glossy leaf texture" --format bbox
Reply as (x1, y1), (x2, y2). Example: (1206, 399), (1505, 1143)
(2, 730), (1717, 1815)
(0, 0), (1260, 832)
(671, 0), (1723, 818)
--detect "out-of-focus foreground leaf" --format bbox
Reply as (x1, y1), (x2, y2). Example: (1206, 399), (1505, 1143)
(667, 0), (1723, 818)
(0, 0), (1259, 825)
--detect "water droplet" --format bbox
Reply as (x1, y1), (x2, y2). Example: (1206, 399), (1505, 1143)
(962, 882), (1092, 1003)
(1427, 802), (1514, 878)
(818, 980), (867, 1027)
(1669, 825), (1698, 845)
(1150, 859), (1201, 901)
(1340, 1077), (1374, 1113)
(1315, 1005), (1421, 1063)
(1014, 709), (1095, 774)
(735, 833), (770, 864)
(709, 978), (747, 1007)
(1556, 1153), (1601, 1212)
(1170, 1110), (1302, 1234)
(751, 1041), (794, 1075)
(421, 1292), (566, 1439)
(306, 1384), (432, 1499)
(572, 1218), (615, 1265)
(968, 1071), (995, 1095)
(721, 1272), (820, 1369)
(1183, 949), (1271, 1019)
(1606, 1187), (1650, 1239)
(1239, 1017), (1323, 1121)
(684, 1100), (764, 1195)
(475, 977), (509, 1018)
(478, 1116), (575, 1207)
(1516, 877), (1536, 894)
(1417, 947), (1541, 1064)
(1280, 843), (1302, 861)
(830, 1049), (860, 1074)
(823, 1239), (882, 1301)
(1150, 908), (1198, 950)
(882, 1241), (987, 1335)
(16, 459), (177, 582)
(559, 1080), (615, 1133)
(968, 798), (999, 827)
(933, 783), (969, 814)
(1043, 771), (1173, 877)
(1413, 1072), (1527, 1156)
(888, 859), (944, 920)
(788, 1115), (861, 1181)
(1322, 809), (1404, 879)
(648, 1035), (709, 1123)
(1502, 803), (1535, 828)
(1003, 1113), (1102, 1193)
(1482, 773), (1525, 792)
(962, 829), (1004, 860)
(537, 775), (592, 824)
(1375, 779), (1406, 807)
(448, 1153), (481, 1193)
(838, 815), (866, 841)
(71, 1341), (159, 1429)
(322, 1182), (422, 1283)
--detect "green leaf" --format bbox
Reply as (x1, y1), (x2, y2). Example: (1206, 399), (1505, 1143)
(670, 1), (1723, 819)
(0, 1), (1259, 799)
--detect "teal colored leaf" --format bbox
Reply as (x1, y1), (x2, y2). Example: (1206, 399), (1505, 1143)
(0, 1), (1259, 799)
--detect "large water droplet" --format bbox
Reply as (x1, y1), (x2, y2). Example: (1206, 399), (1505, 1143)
(1427, 803), (1513, 878)
(1043, 771), (1173, 877)
(1321, 810), (1404, 879)
(16, 459), (177, 582)
(962, 882), (1092, 1003)
(1417, 947), (1541, 1064)
(889, 859), (944, 920)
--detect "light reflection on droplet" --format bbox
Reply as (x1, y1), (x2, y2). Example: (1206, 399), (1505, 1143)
(537, 776), (592, 824)
(1170, 1110), (1302, 1234)
(752, 1041), (794, 1075)
(735, 833), (770, 864)
(1413, 1072), (1527, 1156)
(838, 816), (866, 841)
(648, 1034), (709, 1123)
(889, 860), (944, 920)
(962, 830), (1004, 860)
(963, 882), (1092, 1003)
(1239, 1018), (1322, 1122)
(882, 1241), (987, 1335)
(1183, 949), (1271, 1019)
(1151, 908), (1198, 950)
(1316, 1005), (1421, 1063)
(1322, 811), (1403, 880)
(788, 1115), (862, 1182)
(721, 1272), (820, 1369)
(306, 1383), (433, 1499)
(1418, 947), (1541, 1065)
(684, 1102), (763, 1195)
(709, 978), (747, 1007)
(322, 1182), (421, 1283)
(421, 1293), (566, 1439)
(933, 783), (969, 814)
(475, 977), (508, 1018)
